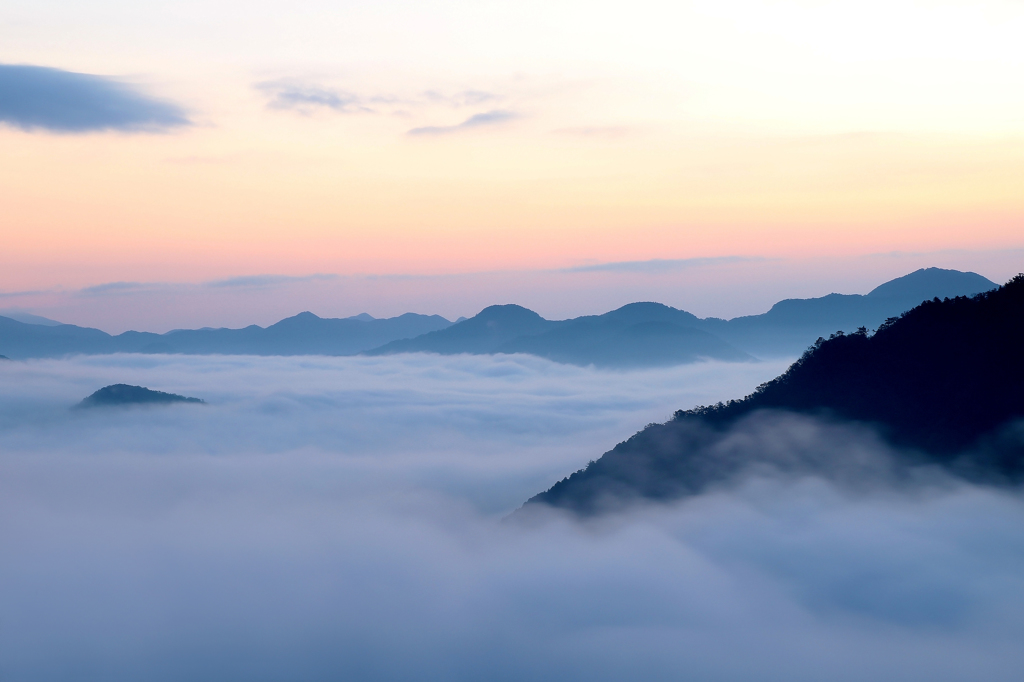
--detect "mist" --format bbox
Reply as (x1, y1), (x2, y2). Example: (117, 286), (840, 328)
(2, 354), (1024, 681)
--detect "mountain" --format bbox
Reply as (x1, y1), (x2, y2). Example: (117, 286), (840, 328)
(0, 310), (63, 326)
(695, 268), (997, 357)
(367, 302), (748, 367)
(524, 274), (1024, 515)
(77, 384), (204, 407)
(0, 268), (998, 364)
(0, 314), (118, 358)
(499, 303), (750, 367)
(0, 312), (452, 359)
(368, 305), (558, 355)
(366, 269), (992, 366)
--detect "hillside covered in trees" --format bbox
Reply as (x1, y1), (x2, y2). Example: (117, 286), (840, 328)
(526, 274), (1024, 515)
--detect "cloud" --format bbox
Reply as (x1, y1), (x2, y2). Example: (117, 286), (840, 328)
(564, 256), (766, 274)
(2, 354), (1024, 680)
(205, 273), (339, 289)
(407, 109), (519, 135)
(254, 81), (503, 118)
(0, 64), (190, 133)
(552, 126), (629, 138)
(78, 281), (152, 295)
(255, 79), (371, 114)
(421, 89), (498, 107)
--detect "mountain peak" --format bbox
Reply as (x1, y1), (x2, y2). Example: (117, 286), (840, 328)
(473, 304), (545, 322)
(867, 267), (995, 302)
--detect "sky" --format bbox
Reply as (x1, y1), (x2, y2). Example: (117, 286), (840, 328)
(2, 0), (1024, 329)
(4, 354), (1024, 681)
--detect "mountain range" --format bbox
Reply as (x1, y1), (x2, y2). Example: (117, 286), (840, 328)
(369, 267), (995, 365)
(0, 311), (452, 359)
(524, 273), (1024, 515)
(0, 268), (997, 365)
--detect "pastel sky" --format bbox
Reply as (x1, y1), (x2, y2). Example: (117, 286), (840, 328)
(2, 0), (1023, 330)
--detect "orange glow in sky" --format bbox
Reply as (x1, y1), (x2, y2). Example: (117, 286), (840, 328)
(1, 0), (1022, 326)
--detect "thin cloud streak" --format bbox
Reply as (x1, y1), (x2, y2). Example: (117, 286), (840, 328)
(205, 273), (339, 289)
(408, 109), (519, 135)
(564, 256), (767, 274)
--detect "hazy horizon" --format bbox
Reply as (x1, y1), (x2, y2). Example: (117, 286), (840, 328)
(2, 254), (1018, 334)
(3, 0), (1023, 678)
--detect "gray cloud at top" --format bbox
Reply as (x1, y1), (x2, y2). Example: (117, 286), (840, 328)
(2, 354), (1024, 681)
(0, 64), (190, 133)
(407, 109), (518, 136)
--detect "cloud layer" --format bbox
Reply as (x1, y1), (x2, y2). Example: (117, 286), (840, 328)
(1, 355), (1023, 681)
(0, 64), (190, 133)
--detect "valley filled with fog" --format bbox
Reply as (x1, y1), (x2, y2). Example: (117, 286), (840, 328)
(3, 354), (1024, 681)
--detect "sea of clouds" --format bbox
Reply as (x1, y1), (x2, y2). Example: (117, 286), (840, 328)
(2, 353), (1024, 681)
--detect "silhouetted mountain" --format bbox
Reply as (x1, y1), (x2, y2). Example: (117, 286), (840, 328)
(499, 303), (750, 367)
(369, 305), (557, 355)
(0, 315), (117, 358)
(77, 384), (204, 407)
(0, 312), (452, 359)
(696, 268), (997, 357)
(367, 302), (748, 367)
(368, 268), (994, 365)
(0, 268), (997, 364)
(0, 354), (9, 361)
(525, 274), (1024, 515)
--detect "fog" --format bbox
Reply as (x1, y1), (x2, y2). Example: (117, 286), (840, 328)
(2, 354), (1023, 681)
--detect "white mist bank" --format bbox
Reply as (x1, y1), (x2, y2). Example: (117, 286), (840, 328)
(2, 354), (1024, 681)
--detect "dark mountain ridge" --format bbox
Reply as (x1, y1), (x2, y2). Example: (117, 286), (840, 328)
(525, 274), (1024, 515)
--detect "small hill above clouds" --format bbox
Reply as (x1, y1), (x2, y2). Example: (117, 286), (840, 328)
(524, 274), (1024, 515)
(77, 384), (204, 408)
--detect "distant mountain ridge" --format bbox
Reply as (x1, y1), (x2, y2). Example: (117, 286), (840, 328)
(696, 268), (997, 356)
(0, 311), (453, 359)
(366, 302), (751, 367)
(367, 268), (996, 365)
(0, 268), (997, 363)
(524, 273), (1024, 515)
